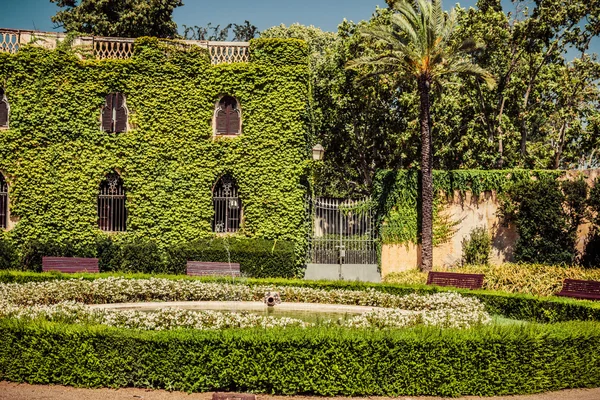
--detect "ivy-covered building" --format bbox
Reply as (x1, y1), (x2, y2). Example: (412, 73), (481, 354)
(0, 32), (310, 265)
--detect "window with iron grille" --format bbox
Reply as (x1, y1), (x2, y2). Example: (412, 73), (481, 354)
(98, 173), (126, 232)
(0, 88), (9, 128)
(0, 174), (7, 229)
(214, 96), (241, 135)
(101, 93), (128, 133)
(212, 175), (241, 233)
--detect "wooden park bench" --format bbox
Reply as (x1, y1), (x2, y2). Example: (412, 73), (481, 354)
(426, 271), (485, 290)
(186, 261), (241, 277)
(41, 256), (99, 273)
(556, 279), (600, 301)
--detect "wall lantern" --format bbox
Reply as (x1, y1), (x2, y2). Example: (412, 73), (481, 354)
(312, 143), (325, 161)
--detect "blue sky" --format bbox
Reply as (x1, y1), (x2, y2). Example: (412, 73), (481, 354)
(0, 0), (597, 56)
(0, 0), (478, 33)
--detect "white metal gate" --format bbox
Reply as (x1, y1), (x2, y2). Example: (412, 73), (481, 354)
(306, 197), (379, 282)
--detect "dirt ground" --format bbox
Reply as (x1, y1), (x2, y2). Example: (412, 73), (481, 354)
(1, 382), (600, 400)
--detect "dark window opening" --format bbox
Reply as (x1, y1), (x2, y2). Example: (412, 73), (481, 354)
(215, 96), (240, 135)
(0, 88), (9, 128)
(101, 93), (128, 133)
(98, 172), (126, 232)
(212, 175), (241, 233)
(0, 174), (7, 229)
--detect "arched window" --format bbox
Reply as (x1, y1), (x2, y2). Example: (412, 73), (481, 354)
(214, 96), (241, 135)
(0, 88), (9, 128)
(101, 93), (128, 133)
(0, 174), (7, 229)
(98, 172), (126, 232)
(212, 174), (241, 233)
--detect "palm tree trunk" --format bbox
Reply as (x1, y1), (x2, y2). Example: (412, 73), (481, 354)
(419, 74), (433, 272)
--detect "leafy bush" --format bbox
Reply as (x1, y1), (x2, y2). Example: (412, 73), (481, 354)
(582, 177), (600, 268)
(0, 234), (17, 270)
(6, 236), (298, 278)
(99, 237), (164, 274)
(250, 37), (308, 65)
(501, 178), (575, 264)
(167, 238), (299, 278)
(19, 239), (97, 271)
(1, 319), (600, 396)
(461, 227), (492, 265)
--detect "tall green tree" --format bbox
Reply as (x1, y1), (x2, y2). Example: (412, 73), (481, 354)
(261, 21), (413, 197)
(50, 0), (183, 38)
(454, 0), (600, 169)
(348, 0), (494, 271)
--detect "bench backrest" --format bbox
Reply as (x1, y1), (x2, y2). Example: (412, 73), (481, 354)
(42, 256), (99, 273)
(561, 279), (600, 295)
(426, 271), (485, 289)
(186, 261), (241, 277)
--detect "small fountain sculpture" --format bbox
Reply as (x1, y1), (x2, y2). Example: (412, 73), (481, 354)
(264, 291), (281, 307)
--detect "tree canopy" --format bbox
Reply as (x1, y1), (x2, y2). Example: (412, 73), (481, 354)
(50, 0), (183, 38)
(262, 0), (600, 198)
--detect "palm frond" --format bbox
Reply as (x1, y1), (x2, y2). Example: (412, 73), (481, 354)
(346, 0), (495, 88)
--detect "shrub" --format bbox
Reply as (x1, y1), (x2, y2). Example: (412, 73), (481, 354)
(501, 178), (575, 265)
(166, 238), (299, 278)
(99, 237), (164, 274)
(0, 234), (16, 270)
(461, 227), (492, 265)
(582, 177), (600, 268)
(19, 239), (97, 272)
(11, 236), (299, 278)
(1, 319), (600, 396)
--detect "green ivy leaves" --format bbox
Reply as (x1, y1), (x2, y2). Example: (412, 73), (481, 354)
(0, 38), (310, 263)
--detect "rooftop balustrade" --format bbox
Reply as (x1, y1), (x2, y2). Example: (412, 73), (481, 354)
(0, 28), (250, 64)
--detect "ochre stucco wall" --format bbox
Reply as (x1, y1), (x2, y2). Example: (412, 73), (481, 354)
(381, 168), (600, 277)
(381, 191), (517, 276)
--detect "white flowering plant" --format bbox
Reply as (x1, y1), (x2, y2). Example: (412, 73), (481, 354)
(0, 278), (491, 330)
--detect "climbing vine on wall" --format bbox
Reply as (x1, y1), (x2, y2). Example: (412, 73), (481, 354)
(372, 169), (565, 245)
(0, 38), (310, 258)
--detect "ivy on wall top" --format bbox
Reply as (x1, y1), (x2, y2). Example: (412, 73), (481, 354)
(0, 37), (310, 256)
(373, 169), (565, 245)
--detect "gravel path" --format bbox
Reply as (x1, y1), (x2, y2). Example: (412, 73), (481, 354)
(2, 382), (600, 400)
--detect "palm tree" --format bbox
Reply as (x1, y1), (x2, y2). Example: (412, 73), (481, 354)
(348, 0), (495, 271)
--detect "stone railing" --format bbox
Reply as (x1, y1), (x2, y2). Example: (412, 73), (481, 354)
(0, 28), (250, 64)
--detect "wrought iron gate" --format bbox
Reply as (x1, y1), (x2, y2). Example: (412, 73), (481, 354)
(308, 197), (377, 266)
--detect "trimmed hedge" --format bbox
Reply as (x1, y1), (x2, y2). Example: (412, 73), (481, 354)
(1, 271), (600, 323)
(166, 238), (299, 278)
(1, 319), (600, 396)
(5, 237), (298, 278)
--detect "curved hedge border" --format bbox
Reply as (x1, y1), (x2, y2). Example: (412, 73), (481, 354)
(1, 319), (599, 396)
(1, 270), (600, 323)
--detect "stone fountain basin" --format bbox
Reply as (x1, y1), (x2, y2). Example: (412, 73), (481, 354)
(88, 301), (402, 314)
(87, 302), (416, 324)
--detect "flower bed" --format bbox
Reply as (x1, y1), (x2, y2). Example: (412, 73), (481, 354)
(0, 278), (491, 330)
